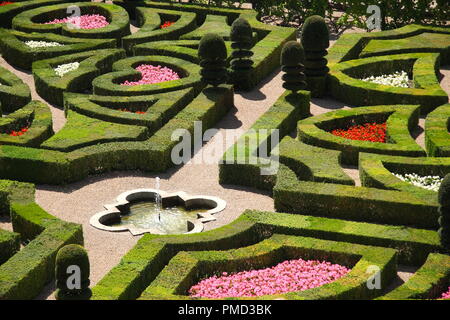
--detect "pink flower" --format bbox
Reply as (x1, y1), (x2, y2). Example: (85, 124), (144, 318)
(188, 258), (351, 298)
(440, 286), (450, 299)
(45, 14), (109, 29)
(121, 64), (180, 86)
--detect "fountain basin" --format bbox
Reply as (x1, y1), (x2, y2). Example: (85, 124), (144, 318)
(90, 189), (226, 236)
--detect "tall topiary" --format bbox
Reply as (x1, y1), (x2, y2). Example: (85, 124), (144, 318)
(55, 244), (91, 300)
(198, 33), (228, 87)
(280, 40), (307, 92)
(229, 17), (254, 90)
(301, 15), (330, 77)
(438, 174), (450, 250)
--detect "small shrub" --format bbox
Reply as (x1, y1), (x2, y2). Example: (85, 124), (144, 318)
(280, 41), (307, 92)
(198, 33), (228, 87)
(55, 244), (91, 300)
(230, 18), (254, 87)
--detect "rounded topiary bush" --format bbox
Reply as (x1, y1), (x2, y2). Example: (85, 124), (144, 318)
(301, 15), (330, 77)
(280, 41), (307, 92)
(230, 18), (254, 90)
(438, 174), (450, 249)
(198, 33), (228, 87)
(55, 244), (91, 300)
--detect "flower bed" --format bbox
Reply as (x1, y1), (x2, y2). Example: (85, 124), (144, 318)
(331, 122), (387, 143)
(25, 40), (63, 48)
(118, 108), (145, 115)
(0, 1), (13, 6)
(54, 62), (80, 77)
(394, 173), (443, 192)
(160, 21), (174, 29)
(188, 258), (350, 298)
(361, 71), (411, 88)
(7, 127), (28, 137)
(45, 14), (109, 30)
(440, 287), (450, 299)
(121, 64), (180, 86)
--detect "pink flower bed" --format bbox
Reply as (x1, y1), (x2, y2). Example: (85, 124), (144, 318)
(189, 258), (351, 298)
(121, 64), (180, 86)
(45, 14), (109, 29)
(440, 287), (450, 299)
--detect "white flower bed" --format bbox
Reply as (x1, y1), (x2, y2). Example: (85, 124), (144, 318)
(25, 40), (63, 48)
(361, 71), (411, 88)
(394, 173), (443, 192)
(54, 62), (80, 77)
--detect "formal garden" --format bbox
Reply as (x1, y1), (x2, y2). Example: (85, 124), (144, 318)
(0, 0), (449, 301)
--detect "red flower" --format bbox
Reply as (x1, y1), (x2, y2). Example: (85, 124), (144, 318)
(118, 108), (145, 115)
(160, 21), (174, 29)
(7, 125), (29, 137)
(331, 122), (387, 143)
(0, 1), (14, 6)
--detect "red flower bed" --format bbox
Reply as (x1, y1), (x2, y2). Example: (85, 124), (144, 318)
(331, 122), (387, 143)
(160, 21), (174, 29)
(7, 127), (29, 137)
(118, 108), (145, 115)
(0, 1), (14, 6)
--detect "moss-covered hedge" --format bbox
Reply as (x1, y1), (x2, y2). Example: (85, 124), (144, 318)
(274, 163), (438, 230)
(0, 28), (116, 70)
(380, 253), (450, 300)
(297, 104), (426, 165)
(425, 104), (450, 157)
(0, 228), (20, 265)
(329, 53), (447, 114)
(139, 234), (397, 300)
(92, 55), (201, 96)
(0, 65), (31, 113)
(0, 180), (83, 299)
(32, 48), (126, 107)
(12, 2), (130, 45)
(91, 208), (441, 300)
(220, 90), (310, 190)
(0, 100), (53, 147)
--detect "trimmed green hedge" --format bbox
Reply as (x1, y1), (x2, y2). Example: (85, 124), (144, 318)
(220, 90), (310, 190)
(139, 234), (397, 300)
(380, 253), (450, 300)
(0, 180), (83, 299)
(0, 228), (20, 265)
(0, 28), (116, 70)
(92, 55), (201, 96)
(279, 136), (354, 186)
(12, 2), (130, 45)
(329, 53), (447, 114)
(0, 0), (81, 29)
(92, 209), (441, 300)
(359, 153), (449, 204)
(425, 104), (450, 157)
(297, 104), (426, 165)
(274, 163), (438, 229)
(32, 48), (126, 107)
(181, 14), (230, 40)
(0, 100), (53, 147)
(41, 110), (148, 152)
(0, 65), (31, 113)
(122, 7), (197, 54)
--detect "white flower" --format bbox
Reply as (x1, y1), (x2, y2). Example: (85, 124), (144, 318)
(54, 62), (80, 77)
(394, 173), (443, 192)
(361, 71), (411, 88)
(25, 40), (63, 48)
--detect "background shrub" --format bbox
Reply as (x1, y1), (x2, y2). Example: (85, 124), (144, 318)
(198, 33), (228, 87)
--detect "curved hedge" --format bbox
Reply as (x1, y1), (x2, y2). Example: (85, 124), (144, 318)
(425, 104), (450, 157)
(12, 2), (130, 44)
(139, 234), (396, 300)
(0, 65), (31, 113)
(0, 28), (116, 70)
(32, 48), (126, 106)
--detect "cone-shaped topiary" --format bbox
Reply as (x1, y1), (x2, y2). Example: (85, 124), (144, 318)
(55, 244), (91, 300)
(280, 41), (307, 92)
(438, 174), (450, 250)
(301, 15), (330, 77)
(198, 33), (228, 87)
